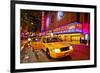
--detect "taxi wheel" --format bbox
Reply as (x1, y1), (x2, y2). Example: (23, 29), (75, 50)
(46, 49), (52, 59)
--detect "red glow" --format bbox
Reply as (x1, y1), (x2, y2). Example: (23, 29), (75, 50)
(82, 22), (90, 34)
(41, 12), (47, 32)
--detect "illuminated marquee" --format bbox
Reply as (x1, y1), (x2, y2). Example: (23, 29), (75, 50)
(53, 22), (82, 34)
(40, 22), (82, 36)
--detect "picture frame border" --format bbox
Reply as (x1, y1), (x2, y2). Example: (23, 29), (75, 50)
(10, 1), (97, 72)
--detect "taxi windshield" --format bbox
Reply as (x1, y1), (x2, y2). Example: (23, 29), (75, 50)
(46, 37), (63, 43)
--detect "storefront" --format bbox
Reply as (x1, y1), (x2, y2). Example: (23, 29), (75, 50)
(57, 33), (83, 44)
(40, 22), (84, 44)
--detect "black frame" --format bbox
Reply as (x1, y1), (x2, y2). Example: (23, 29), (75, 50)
(10, 0), (97, 73)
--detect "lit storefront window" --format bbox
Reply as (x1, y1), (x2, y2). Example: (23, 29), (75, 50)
(85, 34), (89, 40)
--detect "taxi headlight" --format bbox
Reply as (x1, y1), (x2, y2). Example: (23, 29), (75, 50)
(69, 46), (73, 50)
(53, 49), (60, 53)
(28, 38), (31, 41)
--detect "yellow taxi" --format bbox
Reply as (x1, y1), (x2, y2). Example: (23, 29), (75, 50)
(30, 37), (44, 50)
(40, 36), (73, 59)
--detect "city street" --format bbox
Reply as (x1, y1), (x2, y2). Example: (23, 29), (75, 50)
(21, 44), (90, 63)
(20, 10), (90, 63)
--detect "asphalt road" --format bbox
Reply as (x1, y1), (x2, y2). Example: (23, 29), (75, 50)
(20, 44), (90, 63)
